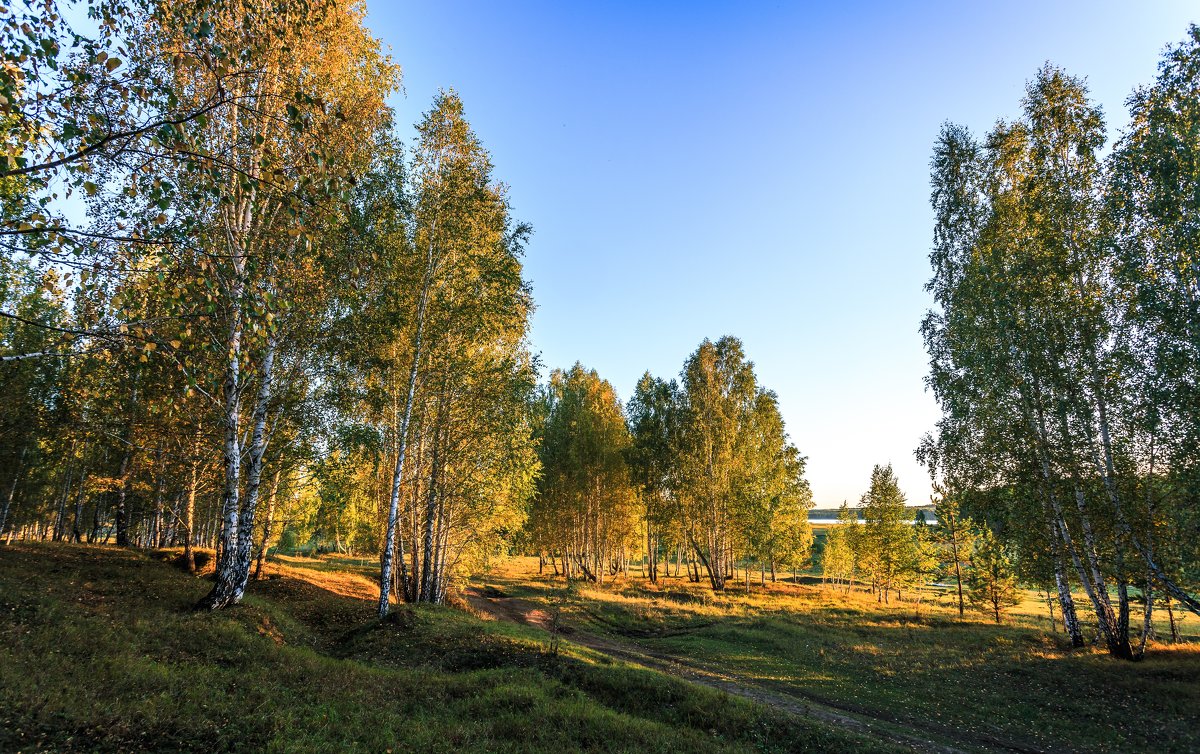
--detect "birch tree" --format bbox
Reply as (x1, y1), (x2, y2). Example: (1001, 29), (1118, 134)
(923, 59), (1200, 657)
(182, 0), (397, 609)
(858, 464), (918, 603)
(367, 92), (536, 610)
(532, 364), (637, 583)
(626, 372), (680, 583)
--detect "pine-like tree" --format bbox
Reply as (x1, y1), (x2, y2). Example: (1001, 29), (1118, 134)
(967, 527), (1023, 623)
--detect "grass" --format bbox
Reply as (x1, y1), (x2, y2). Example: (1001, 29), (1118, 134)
(475, 558), (1200, 754)
(0, 544), (902, 753)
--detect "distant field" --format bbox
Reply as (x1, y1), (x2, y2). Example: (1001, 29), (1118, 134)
(809, 506), (936, 521)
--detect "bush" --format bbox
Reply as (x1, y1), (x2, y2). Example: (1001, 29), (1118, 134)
(277, 528), (298, 553)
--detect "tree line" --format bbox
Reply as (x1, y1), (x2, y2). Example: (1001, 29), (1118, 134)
(1, 0), (534, 615)
(919, 27), (1200, 659)
(527, 336), (815, 591)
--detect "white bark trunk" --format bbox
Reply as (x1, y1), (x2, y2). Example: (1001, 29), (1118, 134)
(378, 226), (437, 616)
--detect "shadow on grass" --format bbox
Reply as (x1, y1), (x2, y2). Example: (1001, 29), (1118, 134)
(472, 558), (1200, 754)
(0, 543), (903, 754)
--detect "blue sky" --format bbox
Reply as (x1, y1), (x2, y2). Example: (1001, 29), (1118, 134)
(365, 1), (1197, 507)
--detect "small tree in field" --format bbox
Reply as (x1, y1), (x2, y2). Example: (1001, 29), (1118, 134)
(967, 527), (1022, 623)
(932, 488), (975, 618)
(858, 464), (914, 603)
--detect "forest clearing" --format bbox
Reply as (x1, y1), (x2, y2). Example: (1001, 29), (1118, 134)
(468, 557), (1200, 754)
(2, 543), (1196, 753)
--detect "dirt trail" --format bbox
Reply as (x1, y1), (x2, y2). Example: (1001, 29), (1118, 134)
(462, 587), (1045, 754)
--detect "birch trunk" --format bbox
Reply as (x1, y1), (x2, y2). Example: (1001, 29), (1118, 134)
(70, 468), (88, 543)
(1051, 524), (1085, 647)
(149, 446), (165, 548)
(377, 228), (435, 616)
(0, 446), (25, 538)
(254, 467), (282, 580)
(211, 273), (245, 589)
(183, 431), (200, 573)
(52, 464), (73, 542)
(199, 333), (275, 609)
(114, 449), (134, 547)
(419, 427), (442, 601)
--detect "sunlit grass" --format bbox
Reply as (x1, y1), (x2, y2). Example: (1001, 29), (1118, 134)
(0, 544), (902, 753)
(473, 556), (1200, 754)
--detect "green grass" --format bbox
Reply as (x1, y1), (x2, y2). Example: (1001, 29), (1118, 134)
(479, 560), (1200, 754)
(0, 544), (900, 753)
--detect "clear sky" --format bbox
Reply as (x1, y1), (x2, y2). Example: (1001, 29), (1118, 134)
(365, 1), (1197, 508)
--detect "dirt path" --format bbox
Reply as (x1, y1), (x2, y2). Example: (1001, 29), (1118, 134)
(462, 587), (1045, 754)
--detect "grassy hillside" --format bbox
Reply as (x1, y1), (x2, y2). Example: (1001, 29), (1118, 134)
(0, 544), (901, 753)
